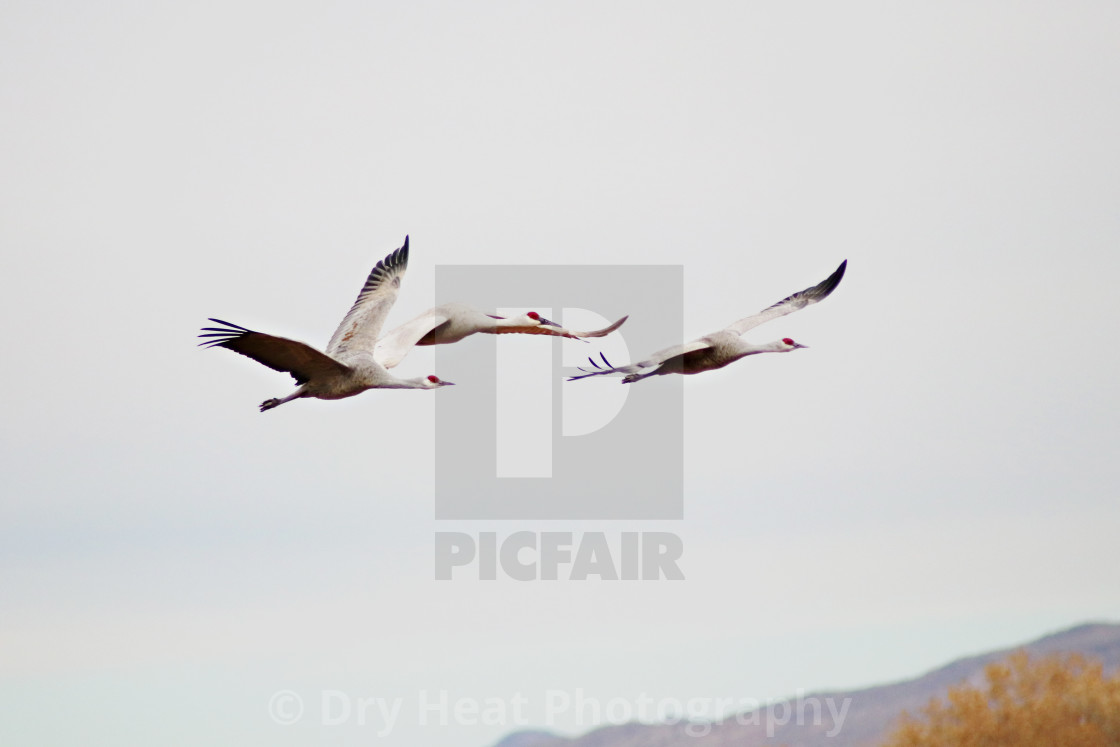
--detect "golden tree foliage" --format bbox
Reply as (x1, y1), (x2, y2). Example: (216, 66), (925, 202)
(882, 651), (1120, 747)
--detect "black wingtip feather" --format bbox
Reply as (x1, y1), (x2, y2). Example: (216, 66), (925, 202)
(394, 236), (409, 269)
(379, 237), (410, 277)
(206, 318), (251, 331)
(814, 259), (847, 299)
(198, 319), (255, 347)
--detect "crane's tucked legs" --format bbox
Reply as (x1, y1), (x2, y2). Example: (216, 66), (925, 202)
(260, 389), (305, 412)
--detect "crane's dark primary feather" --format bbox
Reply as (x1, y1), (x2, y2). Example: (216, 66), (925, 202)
(762, 259), (847, 313)
(198, 319), (349, 386)
(198, 318), (254, 347)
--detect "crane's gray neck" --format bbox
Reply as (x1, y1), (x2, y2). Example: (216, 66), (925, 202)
(489, 314), (528, 329)
(735, 339), (793, 356)
(380, 376), (433, 390)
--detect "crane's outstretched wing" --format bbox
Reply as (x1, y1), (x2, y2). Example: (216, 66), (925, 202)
(725, 260), (847, 336)
(374, 307), (629, 369)
(325, 237), (410, 362)
(567, 339), (712, 381)
(373, 308), (452, 369)
(575, 315), (629, 338)
(199, 319), (350, 385)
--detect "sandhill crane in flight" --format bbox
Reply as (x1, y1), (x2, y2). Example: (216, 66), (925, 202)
(200, 237), (453, 411)
(373, 303), (629, 369)
(569, 260), (847, 384)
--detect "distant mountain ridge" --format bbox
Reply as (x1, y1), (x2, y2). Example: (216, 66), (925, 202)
(489, 622), (1120, 747)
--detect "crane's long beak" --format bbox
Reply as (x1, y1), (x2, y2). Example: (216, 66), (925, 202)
(794, 342), (808, 349)
(536, 315), (581, 340)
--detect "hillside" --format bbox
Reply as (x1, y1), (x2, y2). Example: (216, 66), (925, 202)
(489, 622), (1120, 747)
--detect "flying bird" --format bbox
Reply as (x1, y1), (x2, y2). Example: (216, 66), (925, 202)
(200, 237), (454, 411)
(569, 260), (847, 384)
(373, 303), (629, 369)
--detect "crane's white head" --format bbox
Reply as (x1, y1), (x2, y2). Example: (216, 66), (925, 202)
(781, 337), (808, 350)
(525, 311), (559, 327)
(425, 374), (455, 388)
(525, 311), (580, 339)
(487, 310), (579, 338)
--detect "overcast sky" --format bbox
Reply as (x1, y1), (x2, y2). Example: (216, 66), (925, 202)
(2, 2), (1119, 746)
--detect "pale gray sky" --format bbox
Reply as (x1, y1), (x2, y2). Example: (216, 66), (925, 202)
(2, 1), (1119, 745)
